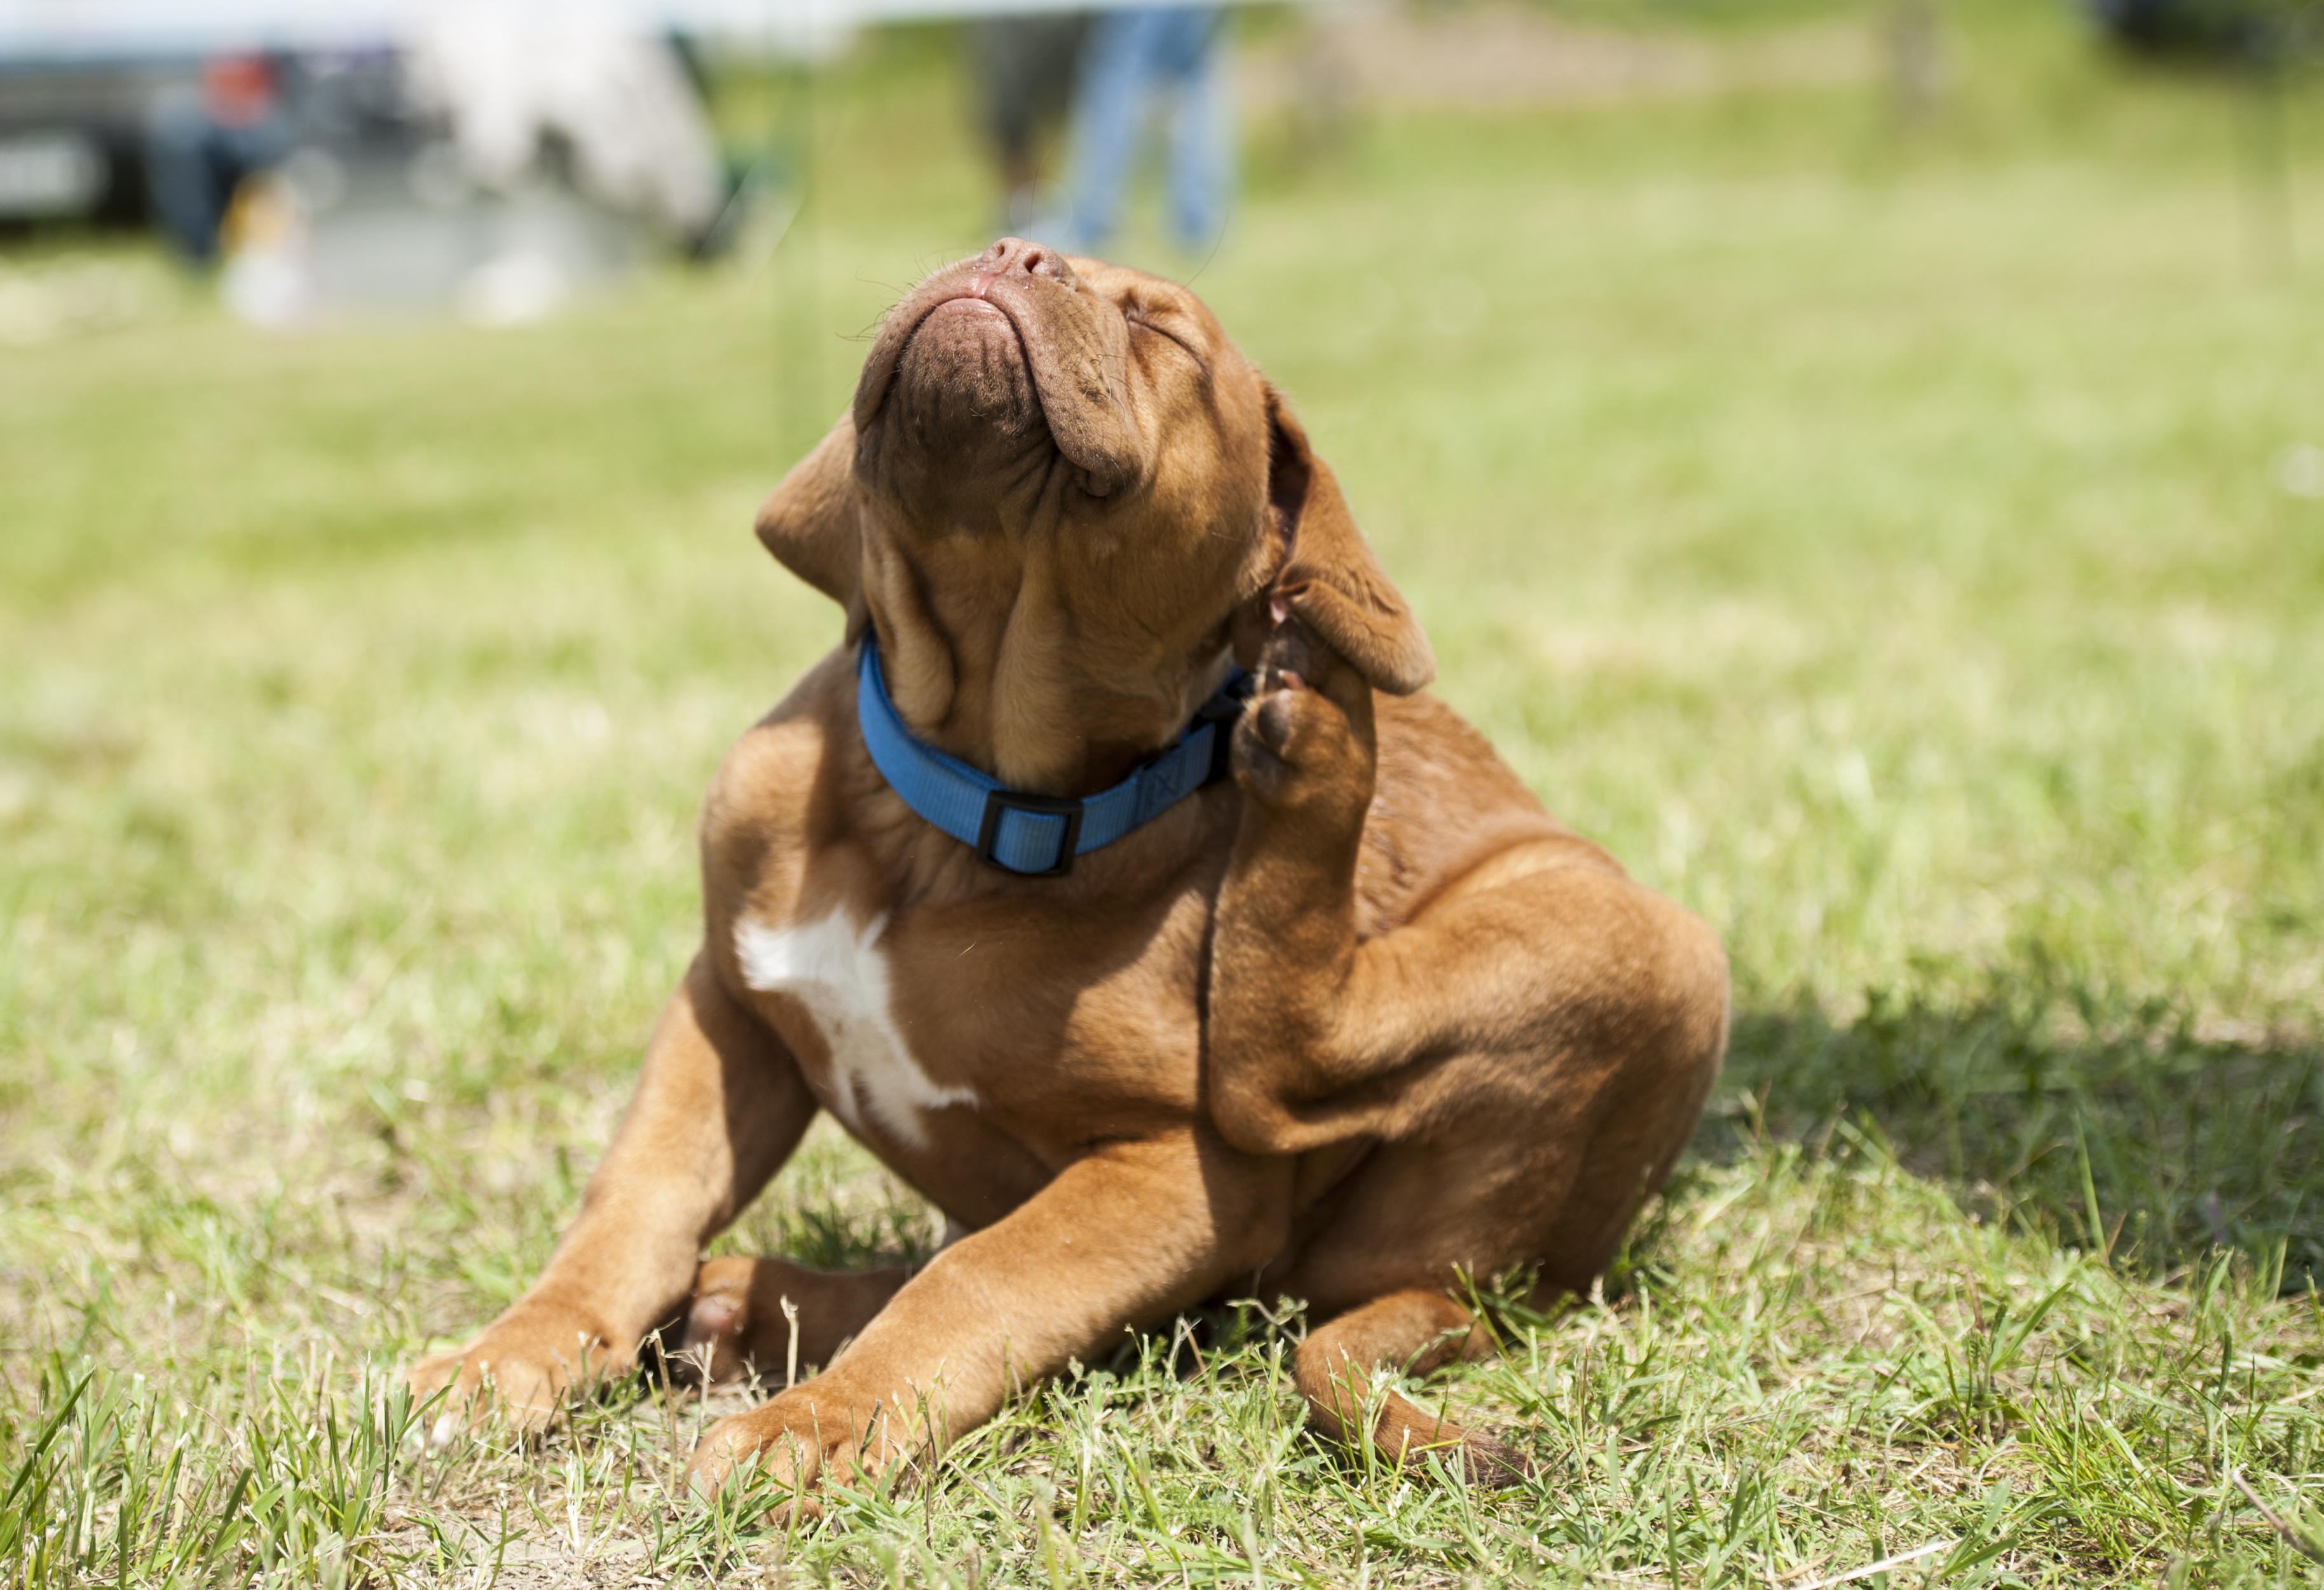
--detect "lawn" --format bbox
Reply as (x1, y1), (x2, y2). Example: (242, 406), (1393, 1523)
(4, 0), (2324, 1582)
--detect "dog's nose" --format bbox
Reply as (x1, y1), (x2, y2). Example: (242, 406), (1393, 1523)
(973, 236), (1070, 284)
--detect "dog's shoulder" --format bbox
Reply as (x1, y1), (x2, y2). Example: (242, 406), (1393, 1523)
(697, 648), (870, 927)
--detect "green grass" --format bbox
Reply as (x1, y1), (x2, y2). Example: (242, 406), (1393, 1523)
(4, 0), (2324, 1581)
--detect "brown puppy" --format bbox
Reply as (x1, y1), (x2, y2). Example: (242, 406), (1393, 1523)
(408, 238), (1728, 1501)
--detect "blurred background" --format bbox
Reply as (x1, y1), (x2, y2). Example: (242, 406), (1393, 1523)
(6, 0), (2324, 1579)
(4, 0), (2320, 329)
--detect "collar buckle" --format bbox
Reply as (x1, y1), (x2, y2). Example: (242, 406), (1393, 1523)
(976, 787), (1084, 876)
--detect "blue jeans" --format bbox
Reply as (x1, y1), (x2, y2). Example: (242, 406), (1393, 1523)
(1056, 6), (1231, 254)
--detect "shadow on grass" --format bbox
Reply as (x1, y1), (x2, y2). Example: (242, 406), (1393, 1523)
(1704, 962), (2324, 1289)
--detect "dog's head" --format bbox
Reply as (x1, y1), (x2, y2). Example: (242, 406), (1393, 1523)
(755, 238), (1433, 794)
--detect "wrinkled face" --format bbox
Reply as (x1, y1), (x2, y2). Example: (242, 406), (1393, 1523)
(849, 240), (1278, 787)
(756, 238), (1430, 795)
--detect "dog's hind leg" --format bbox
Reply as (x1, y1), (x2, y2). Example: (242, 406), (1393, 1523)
(1295, 1291), (1528, 1485)
(1213, 618), (1728, 1183)
(677, 1256), (911, 1385)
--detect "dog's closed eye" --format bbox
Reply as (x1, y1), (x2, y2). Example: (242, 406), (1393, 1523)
(1123, 301), (1209, 375)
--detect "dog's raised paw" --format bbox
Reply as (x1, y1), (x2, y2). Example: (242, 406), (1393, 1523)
(1233, 679), (1372, 821)
(1231, 611), (1378, 813)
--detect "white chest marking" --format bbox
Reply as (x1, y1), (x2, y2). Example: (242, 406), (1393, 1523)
(734, 909), (974, 1148)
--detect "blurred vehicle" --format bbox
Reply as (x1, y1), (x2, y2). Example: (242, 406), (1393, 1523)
(228, 18), (727, 324)
(0, 55), (179, 231)
(1, 6), (727, 323)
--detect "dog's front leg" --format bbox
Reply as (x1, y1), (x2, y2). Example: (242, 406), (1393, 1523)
(1210, 619), (1398, 1156)
(407, 951), (816, 1432)
(686, 1129), (1285, 1509)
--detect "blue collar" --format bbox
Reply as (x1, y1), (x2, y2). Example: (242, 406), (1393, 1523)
(856, 636), (1250, 876)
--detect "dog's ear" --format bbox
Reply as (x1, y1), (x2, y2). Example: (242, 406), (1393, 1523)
(1263, 388), (1435, 695)
(755, 415), (868, 640)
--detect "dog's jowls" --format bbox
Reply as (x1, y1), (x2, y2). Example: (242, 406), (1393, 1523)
(407, 238), (1729, 1505)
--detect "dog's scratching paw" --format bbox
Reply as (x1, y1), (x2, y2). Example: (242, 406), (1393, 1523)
(1259, 613), (1313, 689)
(1233, 682), (1369, 823)
(1232, 613), (1376, 816)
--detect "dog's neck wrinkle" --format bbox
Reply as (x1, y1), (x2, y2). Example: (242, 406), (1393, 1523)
(863, 483), (1240, 797)
(877, 621), (1227, 800)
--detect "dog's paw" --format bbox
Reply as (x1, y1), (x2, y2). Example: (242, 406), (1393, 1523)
(1233, 613), (1375, 820)
(686, 1382), (913, 1518)
(673, 1256), (756, 1386)
(406, 1304), (625, 1443)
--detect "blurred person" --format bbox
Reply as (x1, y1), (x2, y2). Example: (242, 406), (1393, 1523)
(968, 13), (1089, 236)
(1051, 4), (1231, 255)
(144, 55), (292, 262)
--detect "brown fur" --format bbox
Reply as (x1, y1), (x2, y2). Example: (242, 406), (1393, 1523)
(408, 238), (1728, 1507)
